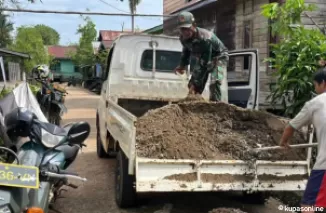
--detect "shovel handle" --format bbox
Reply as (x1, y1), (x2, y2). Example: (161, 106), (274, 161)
(253, 143), (318, 151)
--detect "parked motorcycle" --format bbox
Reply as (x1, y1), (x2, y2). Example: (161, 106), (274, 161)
(34, 78), (68, 125)
(0, 107), (90, 213)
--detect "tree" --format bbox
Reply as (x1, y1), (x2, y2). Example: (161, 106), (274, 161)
(69, 16), (97, 78)
(0, 11), (13, 48)
(261, 0), (326, 118)
(10, 26), (49, 72)
(34, 24), (60, 45)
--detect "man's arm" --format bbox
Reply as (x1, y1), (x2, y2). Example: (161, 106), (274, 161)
(211, 35), (229, 62)
(280, 102), (313, 147)
(179, 40), (191, 68)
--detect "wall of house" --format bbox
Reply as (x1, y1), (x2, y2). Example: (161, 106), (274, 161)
(235, 0), (271, 107)
(60, 60), (75, 74)
(302, 0), (326, 29)
(163, 1), (235, 50)
(51, 59), (82, 80)
(164, 0), (201, 15)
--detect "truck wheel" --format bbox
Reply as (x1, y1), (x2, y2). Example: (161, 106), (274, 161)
(96, 127), (108, 158)
(242, 191), (269, 204)
(115, 150), (136, 208)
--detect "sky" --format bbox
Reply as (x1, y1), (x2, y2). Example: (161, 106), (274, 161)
(6, 0), (163, 45)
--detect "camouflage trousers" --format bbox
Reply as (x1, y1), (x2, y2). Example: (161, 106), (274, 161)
(188, 59), (228, 102)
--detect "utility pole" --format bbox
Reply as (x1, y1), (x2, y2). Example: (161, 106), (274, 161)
(131, 0), (134, 32)
(121, 22), (124, 32)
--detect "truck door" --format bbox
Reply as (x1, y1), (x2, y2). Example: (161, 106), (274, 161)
(227, 49), (259, 110)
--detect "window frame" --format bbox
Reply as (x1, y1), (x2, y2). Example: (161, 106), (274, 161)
(140, 49), (182, 73)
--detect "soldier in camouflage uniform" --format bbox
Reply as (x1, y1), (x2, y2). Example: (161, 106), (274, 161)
(174, 11), (229, 102)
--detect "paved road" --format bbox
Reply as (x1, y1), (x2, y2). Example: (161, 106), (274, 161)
(51, 86), (292, 213)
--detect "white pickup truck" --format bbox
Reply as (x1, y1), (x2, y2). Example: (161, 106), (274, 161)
(96, 34), (312, 208)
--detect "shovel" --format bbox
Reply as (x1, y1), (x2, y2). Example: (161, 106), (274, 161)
(249, 142), (318, 154)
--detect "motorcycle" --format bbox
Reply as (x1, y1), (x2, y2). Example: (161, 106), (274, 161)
(0, 107), (90, 213)
(34, 78), (68, 125)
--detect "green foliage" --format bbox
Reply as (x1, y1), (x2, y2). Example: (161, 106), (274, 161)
(34, 24), (60, 45)
(10, 26), (49, 72)
(128, 0), (141, 13)
(0, 10), (13, 48)
(261, 0), (316, 37)
(69, 16), (97, 67)
(96, 49), (108, 68)
(68, 16), (98, 79)
(0, 86), (12, 99)
(261, 0), (326, 118)
(116, 0), (142, 13)
(28, 83), (40, 96)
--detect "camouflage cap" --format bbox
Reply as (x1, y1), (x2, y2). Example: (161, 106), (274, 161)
(177, 11), (195, 28)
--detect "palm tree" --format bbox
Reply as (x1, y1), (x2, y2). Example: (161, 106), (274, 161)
(0, 11), (14, 48)
(128, 0), (141, 32)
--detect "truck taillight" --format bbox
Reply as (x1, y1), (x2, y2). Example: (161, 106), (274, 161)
(26, 207), (43, 213)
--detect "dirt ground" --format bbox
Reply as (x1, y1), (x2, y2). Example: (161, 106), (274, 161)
(51, 87), (295, 213)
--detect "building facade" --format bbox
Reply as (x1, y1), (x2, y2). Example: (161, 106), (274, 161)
(163, 0), (326, 108)
(48, 45), (81, 82)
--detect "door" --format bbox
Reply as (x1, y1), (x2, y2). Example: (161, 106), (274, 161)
(227, 49), (259, 110)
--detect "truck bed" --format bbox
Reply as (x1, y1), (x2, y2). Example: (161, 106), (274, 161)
(106, 99), (311, 193)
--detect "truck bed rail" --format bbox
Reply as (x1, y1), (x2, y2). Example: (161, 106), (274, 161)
(136, 157), (309, 192)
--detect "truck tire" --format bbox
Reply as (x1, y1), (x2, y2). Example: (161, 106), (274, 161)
(242, 191), (269, 204)
(115, 150), (136, 208)
(96, 124), (108, 158)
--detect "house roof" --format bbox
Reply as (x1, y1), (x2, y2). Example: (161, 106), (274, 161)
(143, 25), (163, 34)
(0, 48), (30, 58)
(98, 29), (143, 41)
(169, 0), (216, 15)
(98, 30), (128, 41)
(48, 45), (77, 59)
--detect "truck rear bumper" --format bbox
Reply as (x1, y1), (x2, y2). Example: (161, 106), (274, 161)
(135, 158), (309, 192)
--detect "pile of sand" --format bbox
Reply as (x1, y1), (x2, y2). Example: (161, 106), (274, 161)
(135, 99), (307, 161)
(208, 208), (247, 213)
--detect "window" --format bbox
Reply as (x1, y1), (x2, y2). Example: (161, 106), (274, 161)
(50, 62), (61, 72)
(227, 54), (252, 86)
(243, 20), (252, 49)
(243, 20), (252, 70)
(267, 0), (280, 73)
(141, 50), (182, 73)
(104, 47), (114, 80)
(243, 0), (254, 15)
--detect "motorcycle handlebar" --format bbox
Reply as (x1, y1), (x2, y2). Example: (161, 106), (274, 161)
(58, 169), (79, 176)
(42, 171), (87, 182)
(28, 78), (68, 94)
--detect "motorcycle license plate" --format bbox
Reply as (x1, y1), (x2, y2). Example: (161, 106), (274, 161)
(0, 162), (39, 189)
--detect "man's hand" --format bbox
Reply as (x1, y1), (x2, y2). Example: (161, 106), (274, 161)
(188, 84), (196, 95)
(280, 140), (290, 150)
(174, 66), (186, 75)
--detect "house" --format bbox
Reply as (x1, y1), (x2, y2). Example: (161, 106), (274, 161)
(47, 45), (81, 82)
(92, 42), (101, 54)
(163, 0), (326, 109)
(97, 29), (143, 51)
(0, 48), (30, 88)
(143, 25), (163, 34)
(98, 30), (129, 51)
